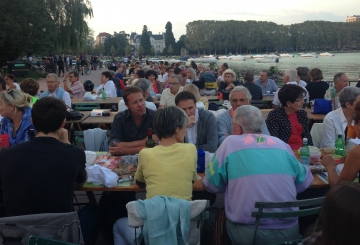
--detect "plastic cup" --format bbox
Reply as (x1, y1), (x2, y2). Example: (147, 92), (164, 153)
(266, 91), (270, 95)
(310, 151), (321, 164)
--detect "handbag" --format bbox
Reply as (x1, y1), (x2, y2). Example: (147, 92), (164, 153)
(312, 99), (332, 114)
(66, 110), (83, 121)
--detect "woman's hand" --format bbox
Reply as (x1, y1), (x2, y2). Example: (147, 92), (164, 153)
(321, 155), (336, 170)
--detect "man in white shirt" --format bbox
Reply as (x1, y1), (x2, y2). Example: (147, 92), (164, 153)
(40, 73), (71, 108)
(272, 69), (309, 108)
(321, 86), (360, 148)
(159, 74), (183, 108)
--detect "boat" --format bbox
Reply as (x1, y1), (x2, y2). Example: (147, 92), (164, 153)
(230, 55), (246, 61)
(254, 55), (279, 63)
(301, 53), (318, 58)
(268, 54), (280, 59)
(188, 55), (217, 63)
(253, 54), (264, 59)
(218, 56), (230, 60)
(319, 52), (335, 56)
(279, 53), (294, 58)
(244, 55), (253, 59)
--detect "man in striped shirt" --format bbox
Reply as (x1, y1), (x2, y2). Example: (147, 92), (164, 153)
(63, 71), (85, 99)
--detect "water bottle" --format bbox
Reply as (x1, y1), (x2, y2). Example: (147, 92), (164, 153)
(335, 134), (345, 157)
(299, 138), (310, 165)
(101, 88), (106, 100)
(197, 149), (205, 173)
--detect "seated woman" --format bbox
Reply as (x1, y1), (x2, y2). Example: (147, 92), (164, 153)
(186, 68), (196, 84)
(95, 71), (117, 98)
(266, 84), (313, 150)
(113, 106), (197, 245)
(322, 100), (360, 187)
(0, 89), (34, 147)
(183, 84), (207, 109)
(145, 69), (162, 95)
(321, 86), (360, 148)
(217, 69), (240, 101)
(299, 182), (360, 245)
(179, 71), (191, 87)
(5, 74), (20, 90)
(20, 78), (40, 106)
(305, 68), (329, 101)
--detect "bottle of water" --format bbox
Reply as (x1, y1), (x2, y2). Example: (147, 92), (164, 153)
(335, 134), (345, 157)
(101, 88), (106, 100)
(299, 138), (310, 165)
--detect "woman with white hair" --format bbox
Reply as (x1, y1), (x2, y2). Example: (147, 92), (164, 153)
(217, 69), (241, 101)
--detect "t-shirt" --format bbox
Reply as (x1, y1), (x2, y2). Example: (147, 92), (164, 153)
(241, 82), (263, 100)
(306, 81), (329, 100)
(135, 143), (197, 200)
(0, 137), (86, 216)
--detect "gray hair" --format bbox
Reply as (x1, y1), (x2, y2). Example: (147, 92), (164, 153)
(46, 73), (59, 82)
(230, 86), (252, 101)
(186, 68), (196, 80)
(233, 105), (263, 134)
(339, 86), (360, 108)
(204, 66), (211, 71)
(170, 74), (181, 84)
(334, 72), (345, 83)
(153, 106), (189, 140)
(179, 65), (186, 70)
(285, 69), (297, 82)
(134, 78), (151, 93)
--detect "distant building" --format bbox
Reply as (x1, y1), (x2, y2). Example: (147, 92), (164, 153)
(95, 32), (112, 45)
(346, 15), (360, 23)
(130, 31), (166, 55)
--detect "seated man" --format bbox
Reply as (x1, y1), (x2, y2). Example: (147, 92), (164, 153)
(203, 105), (313, 245)
(0, 96), (87, 216)
(40, 73), (71, 108)
(63, 71), (85, 99)
(159, 74), (183, 108)
(241, 70), (263, 100)
(109, 86), (158, 156)
(255, 70), (278, 94)
(175, 91), (218, 153)
(325, 72), (349, 110)
(217, 86), (269, 145)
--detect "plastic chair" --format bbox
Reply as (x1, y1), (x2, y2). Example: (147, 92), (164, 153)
(310, 123), (323, 148)
(127, 199), (210, 245)
(251, 197), (324, 245)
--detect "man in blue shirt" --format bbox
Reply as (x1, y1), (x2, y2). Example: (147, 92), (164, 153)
(255, 70), (278, 94)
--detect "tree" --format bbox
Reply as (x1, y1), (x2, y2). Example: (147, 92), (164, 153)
(138, 45), (144, 55)
(176, 35), (187, 55)
(168, 44), (174, 56)
(110, 45), (116, 55)
(164, 21), (177, 55)
(125, 45), (132, 55)
(140, 25), (151, 55)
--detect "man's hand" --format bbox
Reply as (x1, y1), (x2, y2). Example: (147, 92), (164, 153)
(321, 155), (336, 169)
(64, 73), (68, 80)
(109, 141), (124, 155)
(187, 115), (196, 128)
(58, 128), (70, 144)
(152, 134), (160, 144)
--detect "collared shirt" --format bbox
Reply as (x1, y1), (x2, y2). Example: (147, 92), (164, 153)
(272, 81), (309, 106)
(159, 87), (184, 107)
(70, 81), (85, 99)
(48, 87), (71, 107)
(109, 108), (156, 146)
(255, 78), (278, 94)
(185, 108), (199, 145)
(321, 107), (348, 148)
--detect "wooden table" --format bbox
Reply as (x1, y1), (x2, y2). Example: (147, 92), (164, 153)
(65, 111), (91, 131)
(263, 95), (275, 101)
(71, 97), (122, 105)
(81, 112), (117, 124)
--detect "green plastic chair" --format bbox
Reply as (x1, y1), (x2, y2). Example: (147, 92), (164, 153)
(28, 236), (77, 245)
(251, 197), (324, 245)
(73, 103), (100, 111)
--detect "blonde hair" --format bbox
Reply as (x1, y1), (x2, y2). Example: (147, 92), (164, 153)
(183, 84), (201, 102)
(0, 90), (32, 113)
(222, 69), (236, 82)
(186, 68), (196, 80)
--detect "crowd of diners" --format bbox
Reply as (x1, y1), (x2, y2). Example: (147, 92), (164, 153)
(0, 61), (360, 245)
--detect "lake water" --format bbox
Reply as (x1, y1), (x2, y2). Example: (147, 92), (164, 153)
(213, 52), (360, 81)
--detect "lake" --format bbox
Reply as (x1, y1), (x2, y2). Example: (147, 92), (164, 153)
(213, 52), (360, 81)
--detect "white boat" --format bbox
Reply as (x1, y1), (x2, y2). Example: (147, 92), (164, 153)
(319, 52), (335, 56)
(253, 54), (264, 59)
(244, 55), (253, 59)
(280, 53), (294, 58)
(230, 55), (246, 61)
(254, 55), (279, 63)
(188, 57), (217, 63)
(268, 54), (280, 59)
(218, 56), (230, 60)
(301, 53), (318, 58)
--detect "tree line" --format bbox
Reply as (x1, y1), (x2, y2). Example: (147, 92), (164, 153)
(185, 20), (360, 54)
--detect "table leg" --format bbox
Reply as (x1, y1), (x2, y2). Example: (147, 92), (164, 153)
(86, 191), (97, 205)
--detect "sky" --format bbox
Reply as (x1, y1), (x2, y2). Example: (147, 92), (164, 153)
(87, 0), (359, 40)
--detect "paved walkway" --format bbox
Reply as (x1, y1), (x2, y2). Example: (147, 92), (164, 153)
(37, 67), (105, 92)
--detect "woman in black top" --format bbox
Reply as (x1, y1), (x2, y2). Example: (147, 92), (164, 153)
(305, 68), (329, 100)
(218, 69), (240, 101)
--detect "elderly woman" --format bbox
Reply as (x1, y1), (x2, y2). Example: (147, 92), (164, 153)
(186, 68), (196, 84)
(266, 84), (313, 150)
(0, 90), (34, 147)
(321, 86), (360, 148)
(96, 71), (117, 98)
(183, 84), (207, 109)
(145, 69), (162, 95)
(5, 74), (20, 90)
(20, 78), (40, 106)
(305, 68), (329, 100)
(113, 106), (197, 245)
(218, 69), (241, 101)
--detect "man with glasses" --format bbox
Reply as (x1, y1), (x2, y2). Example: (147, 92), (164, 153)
(217, 86), (269, 145)
(63, 71), (85, 99)
(159, 74), (183, 108)
(40, 73), (71, 108)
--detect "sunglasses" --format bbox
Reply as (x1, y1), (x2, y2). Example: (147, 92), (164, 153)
(6, 89), (15, 99)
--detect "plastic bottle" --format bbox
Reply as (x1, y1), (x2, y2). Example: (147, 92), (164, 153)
(324, 88), (332, 100)
(101, 88), (106, 100)
(197, 149), (205, 173)
(335, 134), (345, 157)
(299, 138), (310, 165)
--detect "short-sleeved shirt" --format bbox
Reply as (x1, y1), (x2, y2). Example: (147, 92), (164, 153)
(135, 143), (197, 200)
(159, 87), (184, 107)
(255, 78), (278, 94)
(70, 81), (85, 99)
(306, 81), (329, 100)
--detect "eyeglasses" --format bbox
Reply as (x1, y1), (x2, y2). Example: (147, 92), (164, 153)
(6, 90), (15, 99)
(168, 82), (179, 86)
